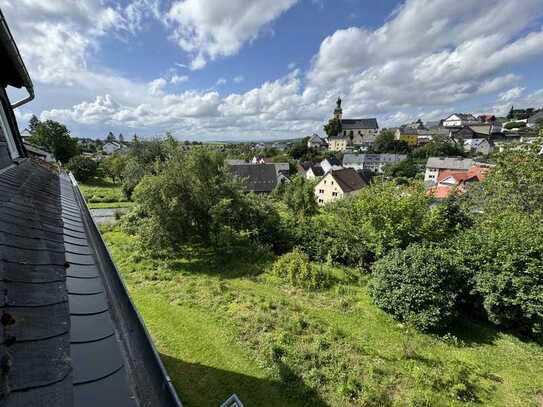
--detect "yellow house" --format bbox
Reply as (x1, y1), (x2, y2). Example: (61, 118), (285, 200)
(314, 168), (369, 205)
(394, 128), (418, 146)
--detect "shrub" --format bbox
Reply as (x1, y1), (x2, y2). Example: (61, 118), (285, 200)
(67, 155), (98, 182)
(271, 249), (330, 290)
(459, 210), (543, 335)
(369, 243), (466, 331)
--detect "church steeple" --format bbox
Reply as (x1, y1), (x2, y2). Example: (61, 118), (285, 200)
(334, 96), (343, 120)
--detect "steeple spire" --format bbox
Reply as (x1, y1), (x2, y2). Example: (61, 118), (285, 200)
(334, 96), (343, 120)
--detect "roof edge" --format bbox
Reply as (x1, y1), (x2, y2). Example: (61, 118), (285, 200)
(69, 173), (183, 407)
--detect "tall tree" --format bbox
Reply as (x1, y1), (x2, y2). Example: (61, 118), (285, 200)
(106, 131), (116, 142)
(27, 114), (40, 134)
(118, 133), (125, 143)
(323, 117), (342, 138)
(29, 120), (79, 163)
(370, 129), (409, 154)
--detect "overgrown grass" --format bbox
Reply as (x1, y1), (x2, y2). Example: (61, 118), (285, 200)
(79, 177), (129, 205)
(103, 227), (543, 407)
(87, 201), (134, 209)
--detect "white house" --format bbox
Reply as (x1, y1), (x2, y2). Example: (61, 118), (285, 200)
(424, 157), (474, 182)
(464, 138), (492, 155)
(320, 156), (342, 173)
(442, 114), (479, 128)
(314, 168), (369, 205)
(307, 134), (327, 149)
(306, 165), (324, 179)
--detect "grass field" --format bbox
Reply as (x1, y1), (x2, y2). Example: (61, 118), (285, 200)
(79, 177), (131, 207)
(103, 228), (543, 407)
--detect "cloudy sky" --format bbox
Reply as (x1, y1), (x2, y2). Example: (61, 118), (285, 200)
(3, 0), (543, 141)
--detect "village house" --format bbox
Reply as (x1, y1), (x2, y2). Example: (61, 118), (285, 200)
(428, 165), (489, 199)
(102, 141), (126, 155)
(307, 133), (328, 149)
(320, 156), (342, 173)
(314, 168), (369, 205)
(395, 127), (418, 146)
(424, 157), (475, 182)
(442, 113), (480, 128)
(343, 153), (407, 174)
(229, 163), (289, 193)
(306, 165), (325, 179)
(464, 138), (492, 155)
(327, 98), (379, 151)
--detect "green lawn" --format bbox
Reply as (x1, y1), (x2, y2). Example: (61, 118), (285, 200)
(103, 228), (543, 407)
(79, 177), (131, 207)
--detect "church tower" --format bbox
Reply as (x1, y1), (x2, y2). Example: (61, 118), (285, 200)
(334, 97), (343, 120)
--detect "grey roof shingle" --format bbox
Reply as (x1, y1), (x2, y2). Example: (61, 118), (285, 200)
(329, 168), (369, 193)
(341, 118), (379, 129)
(229, 163), (279, 192)
(426, 157), (474, 170)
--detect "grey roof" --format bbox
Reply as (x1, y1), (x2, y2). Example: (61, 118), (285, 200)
(445, 113), (478, 121)
(343, 153), (407, 165)
(226, 159), (249, 165)
(230, 164), (279, 192)
(308, 134), (326, 144)
(329, 168), (369, 192)
(426, 156), (474, 170)
(310, 165), (324, 176)
(322, 156), (342, 166)
(341, 118), (379, 129)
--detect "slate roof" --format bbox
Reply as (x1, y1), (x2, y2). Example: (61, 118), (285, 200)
(426, 157), (474, 170)
(230, 164), (279, 192)
(322, 156), (342, 167)
(1, 11), (181, 405)
(341, 118), (378, 129)
(310, 165), (324, 177)
(343, 153), (407, 165)
(0, 159), (182, 406)
(329, 168), (368, 193)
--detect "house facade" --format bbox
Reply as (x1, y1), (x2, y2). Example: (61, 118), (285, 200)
(428, 165), (489, 199)
(314, 168), (368, 205)
(464, 138), (492, 155)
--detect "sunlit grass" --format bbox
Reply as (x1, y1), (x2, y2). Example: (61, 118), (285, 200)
(103, 228), (543, 407)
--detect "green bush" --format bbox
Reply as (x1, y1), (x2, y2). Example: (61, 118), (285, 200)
(503, 121), (526, 130)
(271, 249), (330, 290)
(67, 155), (98, 182)
(369, 243), (466, 331)
(459, 210), (543, 335)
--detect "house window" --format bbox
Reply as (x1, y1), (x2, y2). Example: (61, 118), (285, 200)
(318, 199), (324, 204)
(319, 189), (324, 194)
(0, 99), (20, 160)
(332, 192), (338, 197)
(331, 181), (334, 185)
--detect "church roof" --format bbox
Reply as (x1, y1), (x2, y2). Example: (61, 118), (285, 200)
(341, 118), (379, 129)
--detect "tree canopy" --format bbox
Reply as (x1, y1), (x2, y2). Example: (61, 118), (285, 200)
(28, 119), (79, 163)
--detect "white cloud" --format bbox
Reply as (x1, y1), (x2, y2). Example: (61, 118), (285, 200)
(233, 75), (245, 84)
(499, 87), (525, 102)
(166, 0), (298, 69)
(148, 78), (167, 96)
(171, 75), (189, 85)
(6, 0), (543, 140)
(288, 62), (297, 70)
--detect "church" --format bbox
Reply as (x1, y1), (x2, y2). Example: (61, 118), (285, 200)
(327, 98), (379, 152)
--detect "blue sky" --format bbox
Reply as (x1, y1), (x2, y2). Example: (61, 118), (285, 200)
(2, 0), (543, 141)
